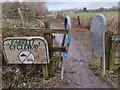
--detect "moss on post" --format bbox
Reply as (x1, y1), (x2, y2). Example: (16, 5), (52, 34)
(42, 64), (49, 80)
(105, 31), (112, 69)
(109, 41), (118, 71)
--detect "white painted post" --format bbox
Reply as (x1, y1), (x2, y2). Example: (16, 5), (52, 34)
(91, 14), (107, 76)
(61, 16), (72, 80)
(103, 32), (106, 76)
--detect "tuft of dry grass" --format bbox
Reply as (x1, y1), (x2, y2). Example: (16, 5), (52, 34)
(106, 16), (118, 34)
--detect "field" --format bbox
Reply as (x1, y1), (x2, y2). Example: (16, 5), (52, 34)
(50, 11), (119, 34)
(48, 11), (118, 19)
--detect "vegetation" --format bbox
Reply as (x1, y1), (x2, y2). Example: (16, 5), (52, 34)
(2, 2), (48, 20)
(106, 16), (118, 34)
(2, 2), (49, 88)
(48, 11), (118, 19)
(67, 11), (118, 19)
(2, 2), (119, 88)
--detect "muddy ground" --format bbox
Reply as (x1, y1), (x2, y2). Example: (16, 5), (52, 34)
(1, 17), (118, 88)
(48, 18), (112, 88)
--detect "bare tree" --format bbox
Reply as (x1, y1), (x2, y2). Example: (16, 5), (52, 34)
(2, 2), (48, 20)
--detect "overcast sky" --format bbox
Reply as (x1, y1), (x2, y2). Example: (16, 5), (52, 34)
(46, 2), (118, 11)
(0, 0), (119, 2)
(0, 0), (119, 11)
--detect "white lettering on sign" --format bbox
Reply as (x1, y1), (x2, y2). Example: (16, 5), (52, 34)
(3, 37), (50, 64)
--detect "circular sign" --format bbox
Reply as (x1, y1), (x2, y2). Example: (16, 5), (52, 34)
(19, 51), (35, 64)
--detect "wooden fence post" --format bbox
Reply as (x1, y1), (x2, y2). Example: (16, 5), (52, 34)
(41, 21), (51, 80)
(109, 41), (118, 71)
(42, 65), (49, 80)
(105, 31), (112, 69)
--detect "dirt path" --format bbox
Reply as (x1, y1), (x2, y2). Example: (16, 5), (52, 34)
(50, 21), (111, 88)
(64, 37), (110, 88)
